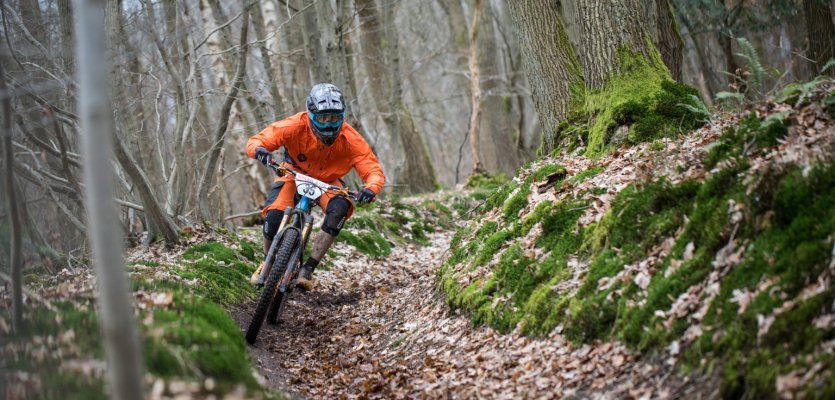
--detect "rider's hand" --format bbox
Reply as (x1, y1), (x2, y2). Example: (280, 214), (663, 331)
(356, 188), (376, 204)
(254, 147), (273, 166)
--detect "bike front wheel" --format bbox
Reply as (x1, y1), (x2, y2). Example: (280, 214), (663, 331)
(266, 244), (301, 325)
(245, 229), (299, 344)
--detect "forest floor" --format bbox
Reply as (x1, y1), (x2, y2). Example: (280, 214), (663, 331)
(233, 225), (713, 399)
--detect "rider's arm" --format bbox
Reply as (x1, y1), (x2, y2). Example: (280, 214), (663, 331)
(246, 117), (299, 159)
(346, 128), (386, 194)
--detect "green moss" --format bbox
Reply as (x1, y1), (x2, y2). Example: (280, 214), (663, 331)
(705, 114), (790, 169)
(238, 239), (259, 262)
(504, 164), (566, 219)
(182, 241), (237, 263)
(466, 172), (508, 190)
(581, 48), (703, 155)
(338, 229), (392, 257)
(147, 292), (259, 392)
(440, 198), (588, 334)
(685, 163), (835, 398)
(569, 166), (605, 184)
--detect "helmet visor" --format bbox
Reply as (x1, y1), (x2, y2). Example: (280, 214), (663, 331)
(312, 112), (344, 129)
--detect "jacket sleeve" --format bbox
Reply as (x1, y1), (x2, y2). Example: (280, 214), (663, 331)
(349, 134), (386, 194)
(246, 120), (292, 159)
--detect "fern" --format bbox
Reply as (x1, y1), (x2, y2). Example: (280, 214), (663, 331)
(735, 37), (765, 90)
(678, 94), (712, 122)
(715, 91), (745, 102)
(822, 58), (835, 74)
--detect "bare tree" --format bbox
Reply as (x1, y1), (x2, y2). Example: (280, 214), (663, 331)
(74, 0), (144, 398)
(356, 0), (437, 192)
(467, 0), (485, 174)
(106, 0), (179, 247)
(1, 56), (23, 332)
(198, 6), (251, 222)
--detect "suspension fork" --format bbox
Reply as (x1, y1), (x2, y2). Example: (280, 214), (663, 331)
(260, 207), (293, 281)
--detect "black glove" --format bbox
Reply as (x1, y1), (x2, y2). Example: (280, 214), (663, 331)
(356, 188), (376, 204)
(254, 147), (273, 166)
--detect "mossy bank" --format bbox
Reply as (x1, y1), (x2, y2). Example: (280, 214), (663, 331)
(1, 233), (269, 399)
(439, 79), (835, 398)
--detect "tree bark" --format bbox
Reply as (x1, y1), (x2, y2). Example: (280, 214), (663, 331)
(506, 0), (584, 153)
(198, 7), (250, 222)
(654, 0), (683, 81)
(19, 0), (46, 46)
(74, 0), (145, 398)
(58, 0), (74, 73)
(476, 1), (520, 176)
(576, 0), (654, 89)
(302, 0), (328, 83)
(1, 57), (23, 332)
(467, 0), (485, 174)
(804, 0), (835, 74)
(252, 3), (285, 118)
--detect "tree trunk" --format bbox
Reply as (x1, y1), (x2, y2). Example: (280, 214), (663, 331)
(107, 0), (179, 247)
(58, 0), (74, 73)
(654, 0), (683, 81)
(804, 0), (835, 74)
(19, 0), (47, 46)
(302, 0), (328, 83)
(576, 0), (653, 89)
(356, 0), (436, 193)
(384, 1), (436, 192)
(506, 0), (584, 153)
(74, 0), (145, 398)
(198, 7), (250, 222)
(673, 0), (720, 98)
(315, 0), (365, 134)
(476, 0), (520, 176)
(252, 3), (285, 118)
(467, 0), (485, 174)
(1, 58), (23, 332)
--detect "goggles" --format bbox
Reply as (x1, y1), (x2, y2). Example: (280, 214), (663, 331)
(312, 112), (344, 128)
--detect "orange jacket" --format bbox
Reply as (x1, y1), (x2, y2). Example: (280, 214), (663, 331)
(246, 112), (385, 194)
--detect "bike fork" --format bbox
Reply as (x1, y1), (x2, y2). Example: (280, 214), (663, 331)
(259, 208), (292, 282)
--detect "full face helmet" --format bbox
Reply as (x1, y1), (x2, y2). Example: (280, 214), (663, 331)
(306, 83), (345, 146)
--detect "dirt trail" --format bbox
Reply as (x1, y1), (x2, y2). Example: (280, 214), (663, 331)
(233, 231), (714, 399)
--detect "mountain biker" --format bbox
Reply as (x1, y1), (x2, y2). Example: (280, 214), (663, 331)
(246, 83), (385, 292)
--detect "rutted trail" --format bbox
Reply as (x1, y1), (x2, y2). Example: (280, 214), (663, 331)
(234, 230), (708, 399)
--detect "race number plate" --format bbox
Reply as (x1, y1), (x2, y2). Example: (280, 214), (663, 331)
(294, 173), (330, 200)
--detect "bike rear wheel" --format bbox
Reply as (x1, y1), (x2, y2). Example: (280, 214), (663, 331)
(245, 229), (299, 344)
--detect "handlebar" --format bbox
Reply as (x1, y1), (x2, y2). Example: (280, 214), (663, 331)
(266, 160), (359, 200)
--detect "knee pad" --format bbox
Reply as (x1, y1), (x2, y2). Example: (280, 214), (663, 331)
(263, 210), (284, 241)
(322, 196), (350, 235)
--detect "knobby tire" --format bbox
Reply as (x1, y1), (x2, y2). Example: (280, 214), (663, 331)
(267, 245), (301, 325)
(246, 229), (299, 344)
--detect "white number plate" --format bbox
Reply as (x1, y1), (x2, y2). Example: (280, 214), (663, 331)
(294, 173), (330, 200)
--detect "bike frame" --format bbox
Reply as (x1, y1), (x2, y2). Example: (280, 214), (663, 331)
(259, 163), (355, 296)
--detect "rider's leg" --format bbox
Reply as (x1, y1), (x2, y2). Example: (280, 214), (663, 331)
(297, 196), (350, 291)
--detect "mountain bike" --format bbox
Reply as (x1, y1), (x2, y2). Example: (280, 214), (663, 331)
(245, 162), (357, 345)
